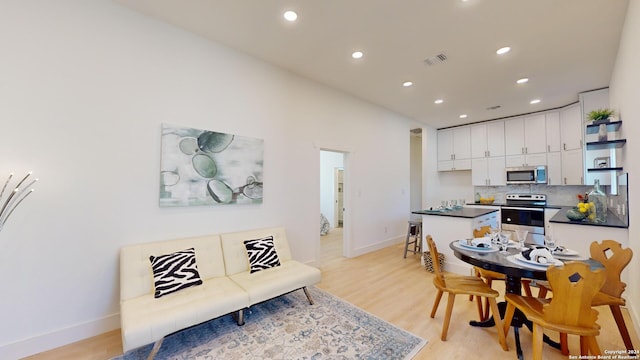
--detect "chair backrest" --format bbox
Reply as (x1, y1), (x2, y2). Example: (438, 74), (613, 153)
(589, 240), (633, 298)
(543, 262), (605, 328)
(473, 225), (491, 238)
(426, 235), (445, 283)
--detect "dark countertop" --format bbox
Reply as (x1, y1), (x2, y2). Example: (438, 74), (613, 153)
(412, 207), (498, 219)
(466, 202), (564, 209)
(549, 206), (628, 229)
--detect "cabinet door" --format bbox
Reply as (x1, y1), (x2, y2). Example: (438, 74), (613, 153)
(525, 153), (547, 166)
(438, 160), (454, 172)
(471, 158), (488, 185)
(453, 126), (471, 160)
(561, 148), (584, 185)
(560, 104), (583, 151)
(524, 114), (547, 154)
(546, 152), (562, 185)
(504, 118), (525, 156)
(454, 158), (472, 171)
(470, 124), (488, 158)
(437, 129), (453, 161)
(487, 156), (506, 185)
(505, 155), (525, 168)
(486, 121), (505, 157)
(546, 112), (561, 152)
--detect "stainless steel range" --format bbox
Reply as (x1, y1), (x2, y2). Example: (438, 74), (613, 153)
(501, 194), (546, 245)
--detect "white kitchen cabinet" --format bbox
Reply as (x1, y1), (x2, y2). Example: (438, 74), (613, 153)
(546, 152), (562, 185)
(560, 104), (583, 151)
(504, 115), (547, 156)
(546, 112), (561, 152)
(561, 148), (584, 185)
(471, 156), (505, 186)
(471, 121), (505, 158)
(505, 153), (547, 167)
(438, 127), (471, 171)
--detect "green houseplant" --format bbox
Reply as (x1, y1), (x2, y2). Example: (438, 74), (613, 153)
(587, 108), (615, 124)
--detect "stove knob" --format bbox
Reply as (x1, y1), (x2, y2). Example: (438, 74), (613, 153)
(506, 217), (511, 222)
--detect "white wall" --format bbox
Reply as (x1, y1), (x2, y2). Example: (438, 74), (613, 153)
(609, 0), (640, 337)
(410, 132), (422, 214)
(319, 151), (344, 228)
(0, 1), (412, 357)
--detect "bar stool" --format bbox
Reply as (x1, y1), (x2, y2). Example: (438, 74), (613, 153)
(404, 220), (422, 258)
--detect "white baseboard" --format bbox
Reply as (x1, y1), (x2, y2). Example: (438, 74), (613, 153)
(350, 235), (403, 258)
(0, 314), (120, 359)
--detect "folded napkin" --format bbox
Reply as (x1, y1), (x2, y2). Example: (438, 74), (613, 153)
(522, 247), (555, 264)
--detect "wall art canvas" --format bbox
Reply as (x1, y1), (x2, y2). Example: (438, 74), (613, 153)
(160, 124), (264, 207)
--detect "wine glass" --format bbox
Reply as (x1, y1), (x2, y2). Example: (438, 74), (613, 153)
(499, 232), (510, 254)
(515, 229), (529, 250)
(544, 234), (556, 252)
(489, 226), (500, 245)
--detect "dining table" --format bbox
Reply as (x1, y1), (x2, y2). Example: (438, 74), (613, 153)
(449, 239), (603, 360)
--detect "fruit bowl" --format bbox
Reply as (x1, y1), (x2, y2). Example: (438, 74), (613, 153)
(479, 197), (495, 205)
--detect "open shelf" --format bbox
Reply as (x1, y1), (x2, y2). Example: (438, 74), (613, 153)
(587, 167), (623, 172)
(585, 139), (626, 150)
(586, 120), (622, 134)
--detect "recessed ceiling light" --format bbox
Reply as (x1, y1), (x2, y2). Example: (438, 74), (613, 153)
(459, 114), (468, 119)
(517, 78), (529, 84)
(434, 99), (444, 104)
(283, 10), (298, 22)
(530, 99), (541, 104)
(402, 81), (413, 87)
(351, 51), (364, 59)
(496, 46), (511, 55)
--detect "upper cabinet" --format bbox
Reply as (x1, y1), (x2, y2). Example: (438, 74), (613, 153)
(545, 112), (561, 153)
(559, 104), (583, 151)
(470, 121), (505, 158)
(504, 115), (547, 156)
(437, 126), (471, 171)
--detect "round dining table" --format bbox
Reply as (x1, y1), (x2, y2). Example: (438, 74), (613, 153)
(449, 240), (603, 360)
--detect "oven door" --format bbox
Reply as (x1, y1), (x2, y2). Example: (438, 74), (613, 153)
(501, 206), (545, 245)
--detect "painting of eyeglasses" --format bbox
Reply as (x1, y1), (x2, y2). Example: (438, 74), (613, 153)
(160, 123), (264, 206)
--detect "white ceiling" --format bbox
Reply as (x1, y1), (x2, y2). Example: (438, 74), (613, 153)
(115, 0), (629, 129)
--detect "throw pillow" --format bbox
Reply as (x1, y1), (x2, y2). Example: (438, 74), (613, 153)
(243, 236), (281, 273)
(149, 248), (203, 298)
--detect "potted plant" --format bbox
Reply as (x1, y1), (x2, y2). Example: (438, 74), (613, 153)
(586, 108), (615, 124)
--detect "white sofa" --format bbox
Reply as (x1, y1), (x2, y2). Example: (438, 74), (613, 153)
(119, 227), (322, 353)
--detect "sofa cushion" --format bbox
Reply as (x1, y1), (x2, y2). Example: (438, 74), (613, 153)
(244, 236), (281, 273)
(149, 248), (203, 298)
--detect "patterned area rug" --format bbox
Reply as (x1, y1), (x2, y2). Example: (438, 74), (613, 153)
(114, 287), (427, 359)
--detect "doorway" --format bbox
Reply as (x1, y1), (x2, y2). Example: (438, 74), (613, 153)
(320, 150), (346, 265)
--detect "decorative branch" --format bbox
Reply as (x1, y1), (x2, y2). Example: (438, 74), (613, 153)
(0, 172), (38, 230)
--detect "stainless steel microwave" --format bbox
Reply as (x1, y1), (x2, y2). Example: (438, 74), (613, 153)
(505, 166), (548, 185)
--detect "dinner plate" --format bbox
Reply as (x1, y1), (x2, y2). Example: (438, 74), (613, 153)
(551, 247), (579, 257)
(515, 253), (563, 267)
(457, 239), (496, 252)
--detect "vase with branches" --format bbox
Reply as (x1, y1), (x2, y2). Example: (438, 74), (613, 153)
(0, 172), (38, 231)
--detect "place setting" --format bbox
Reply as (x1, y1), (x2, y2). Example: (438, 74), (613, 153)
(453, 236), (499, 252)
(507, 233), (583, 270)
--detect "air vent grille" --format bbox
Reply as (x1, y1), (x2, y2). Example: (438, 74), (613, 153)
(424, 53), (447, 66)
(486, 105), (502, 110)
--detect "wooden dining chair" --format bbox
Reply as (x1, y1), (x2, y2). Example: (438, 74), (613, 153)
(502, 262), (605, 360)
(589, 240), (634, 351)
(426, 235), (508, 351)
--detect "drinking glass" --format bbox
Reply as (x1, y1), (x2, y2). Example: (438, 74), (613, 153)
(450, 200), (457, 208)
(459, 199), (466, 207)
(515, 229), (529, 250)
(489, 226), (500, 245)
(499, 232), (510, 254)
(544, 235), (556, 251)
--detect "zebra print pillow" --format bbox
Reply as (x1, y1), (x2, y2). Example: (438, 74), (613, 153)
(244, 236), (281, 273)
(149, 248), (203, 298)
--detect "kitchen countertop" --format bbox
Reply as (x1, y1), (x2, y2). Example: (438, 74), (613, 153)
(412, 207), (498, 219)
(549, 206), (628, 228)
(466, 202), (564, 209)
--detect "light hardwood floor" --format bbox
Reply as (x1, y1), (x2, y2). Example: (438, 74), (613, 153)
(26, 233), (639, 359)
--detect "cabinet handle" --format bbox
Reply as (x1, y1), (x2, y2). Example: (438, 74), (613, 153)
(525, 147), (528, 154)
(563, 143), (567, 151)
(580, 140), (583, 147)
(547, 145), (550, 152)
(564, 177), (567, 185)
(521, 147), (525, 154)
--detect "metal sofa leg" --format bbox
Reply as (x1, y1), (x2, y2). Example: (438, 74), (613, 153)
(147, 337), (164, 360)
(233, 309), (245, 326)
(303, 287), (314, 305)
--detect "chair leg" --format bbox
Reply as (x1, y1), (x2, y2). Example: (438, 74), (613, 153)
(537, 286), (548, 299)
(475, 295), (484, 321)
(488, 298), (508, 351)
(610, 304), (635, 351)
(302, 286), (315, 305)
(522, 279), (533, 297)
(586, 336), (602, 356)
(430, 290), (443, 318)
(532, 324), (544, 360)
(560, 333), (569, 355)
(503, 303), (516, 338)
(441, 293), (456, 341)
(580, 336), (588, 356)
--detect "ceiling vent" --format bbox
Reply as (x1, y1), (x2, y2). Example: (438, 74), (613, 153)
(486, 105), (502, 110)
(424, 53), (447, 66)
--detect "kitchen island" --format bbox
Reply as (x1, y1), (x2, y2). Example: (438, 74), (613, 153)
(413, 207), (498, 275)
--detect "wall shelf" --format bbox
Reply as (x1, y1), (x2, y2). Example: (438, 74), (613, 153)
(587, 167), (623, 172)
(585, 139), (626, 150)
(585, 120), (622, 134)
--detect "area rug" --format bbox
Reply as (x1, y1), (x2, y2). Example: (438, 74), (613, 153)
(114, 287), (427, 360)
